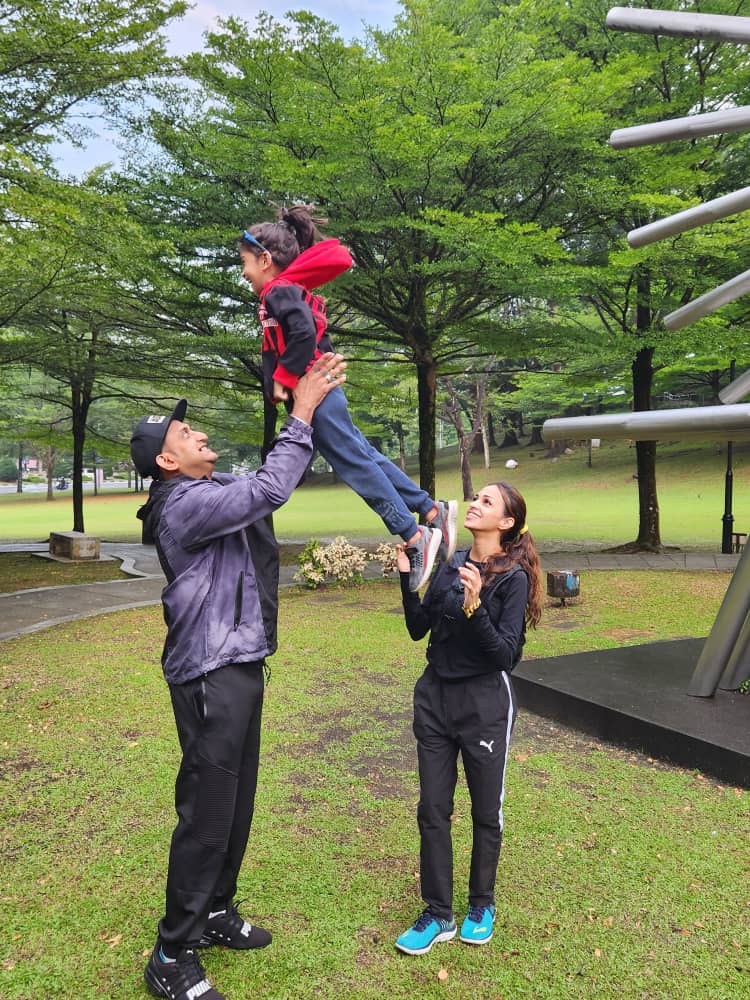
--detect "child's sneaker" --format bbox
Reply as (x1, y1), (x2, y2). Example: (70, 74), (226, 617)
(406, 527), (441, 591)
(395, 908), (457, 955)
(144, 944), (225, 999)
(430, 500), (458, 561)
(459, 904), (495, 945)
(199, 900), (272, 949)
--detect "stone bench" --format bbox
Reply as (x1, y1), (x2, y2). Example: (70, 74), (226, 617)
(49, 531), (101, 561)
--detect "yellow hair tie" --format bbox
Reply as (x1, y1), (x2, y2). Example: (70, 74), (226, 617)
(519, 525), (529, 535)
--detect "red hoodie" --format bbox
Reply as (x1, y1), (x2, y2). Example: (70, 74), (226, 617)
(258, 239), (352, 396)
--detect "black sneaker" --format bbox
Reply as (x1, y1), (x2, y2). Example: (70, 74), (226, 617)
(144, 944), (225, 1000)
(199, 901), (272, 950)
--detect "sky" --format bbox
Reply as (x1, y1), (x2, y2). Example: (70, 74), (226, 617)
(53, 0), (403, 175)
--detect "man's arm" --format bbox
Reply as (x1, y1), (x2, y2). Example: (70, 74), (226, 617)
(168, 355), (346, 546)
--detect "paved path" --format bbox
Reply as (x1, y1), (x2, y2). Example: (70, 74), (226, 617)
(0, 541), (740, 642)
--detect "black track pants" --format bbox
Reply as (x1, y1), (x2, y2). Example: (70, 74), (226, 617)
(413, 668), (516, 920)
(158, 661), (265, 949)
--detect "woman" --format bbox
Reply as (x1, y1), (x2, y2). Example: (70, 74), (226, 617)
(394, 482), (543, 955)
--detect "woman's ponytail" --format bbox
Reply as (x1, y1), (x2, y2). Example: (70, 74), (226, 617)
(480, 482), (543, 627)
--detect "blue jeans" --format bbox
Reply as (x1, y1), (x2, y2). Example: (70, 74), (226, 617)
(311, 386), (434, 540)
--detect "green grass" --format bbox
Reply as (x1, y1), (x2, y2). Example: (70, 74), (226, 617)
(2, 438), (750, 548)
(1, 573), (748, 999)
(0, 552), (128, 594)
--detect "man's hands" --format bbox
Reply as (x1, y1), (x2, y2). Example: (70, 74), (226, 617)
(290, 353), (347, 424)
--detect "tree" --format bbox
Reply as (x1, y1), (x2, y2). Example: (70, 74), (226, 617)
(543, 0), (750, 549)
(137, 0), (607, 497)
(0, 0), (186, 154)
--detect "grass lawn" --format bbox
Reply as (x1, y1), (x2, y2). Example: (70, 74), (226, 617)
(2, 438), (750, 548)
(2, 573), (748, 999)
(0, 553), (128, 594)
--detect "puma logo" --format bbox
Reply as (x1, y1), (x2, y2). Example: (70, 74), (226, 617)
(479, 740), (495, 753)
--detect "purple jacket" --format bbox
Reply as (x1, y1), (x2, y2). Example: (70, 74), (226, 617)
(138, 417), (313, 685)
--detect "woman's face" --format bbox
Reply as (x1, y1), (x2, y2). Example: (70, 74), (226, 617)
(464, 485), (516, 536)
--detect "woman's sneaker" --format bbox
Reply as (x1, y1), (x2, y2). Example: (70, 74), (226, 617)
(459, 904), (495, 945)
(395, 908), (457, 955)
(406, 527), (442, 591)
(144, 944), (225, 1000)
(199, 900), (272, 949)
(430, 500), (458, 561)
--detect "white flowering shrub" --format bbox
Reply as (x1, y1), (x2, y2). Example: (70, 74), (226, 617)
(294, 537), (400, 588)
(295, 536), (368, 588)
(371, 542), (399, 576)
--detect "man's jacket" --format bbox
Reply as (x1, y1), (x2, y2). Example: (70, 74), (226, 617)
(400, 548), (529, 681)
(137, 418), (313, 685)
(258, 238), (352, 399)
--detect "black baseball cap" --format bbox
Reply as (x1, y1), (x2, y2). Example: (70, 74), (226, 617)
(130, 399), (188, 479)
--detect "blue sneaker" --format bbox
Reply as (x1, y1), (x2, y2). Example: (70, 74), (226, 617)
(395, 908), (457, 955)
(460, 904), (495, 945)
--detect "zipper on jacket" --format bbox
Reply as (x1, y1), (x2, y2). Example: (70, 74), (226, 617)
(200, 674), (208, 721)
(233, 572), (244, 630)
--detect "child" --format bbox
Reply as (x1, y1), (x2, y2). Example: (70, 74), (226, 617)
(239, 204), (457, 590)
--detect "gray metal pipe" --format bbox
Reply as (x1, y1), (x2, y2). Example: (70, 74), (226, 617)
(663, 266), (750, 331)
(606, 7), (750, 43)
(720, 367), (750, 404)
(610, 106), (750, 149)
(542, 402), (750, 442)
(688, 542), (750, 696)
(628, 186), (750, 248)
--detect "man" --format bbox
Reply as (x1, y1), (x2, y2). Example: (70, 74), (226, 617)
(130, 354), (346, 1000)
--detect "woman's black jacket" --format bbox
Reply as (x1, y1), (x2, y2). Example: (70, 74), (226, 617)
(400, 547), (528, 682)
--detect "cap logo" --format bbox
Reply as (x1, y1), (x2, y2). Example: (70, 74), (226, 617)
(146, 415), (167, 424)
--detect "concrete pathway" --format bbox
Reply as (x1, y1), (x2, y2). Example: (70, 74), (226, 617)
(0, 541), (740, 642)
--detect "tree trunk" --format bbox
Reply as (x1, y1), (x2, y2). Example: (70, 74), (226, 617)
(71, 387), (87, 532)
(632, 296), (660, 550)
(16, 441), (23, 493)
(261, 396), (278, 463)
(528, 425), (544, 446)
(396, 422), (406, 471)
(487, 411), (497, 447)
(416, 356), (437, 499)
(45, 447), (56, 501)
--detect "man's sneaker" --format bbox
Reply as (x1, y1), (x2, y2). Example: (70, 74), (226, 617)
(395, 908), (457, 955)
(430, 500), (458, 561)
(199, 900), (272, 950)
(144, 944), (225, 1000)
(460, 904), (495, 945)
(406, 527), (441, 592)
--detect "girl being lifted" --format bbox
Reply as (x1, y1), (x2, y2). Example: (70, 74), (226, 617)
(239, 204), (457, 591)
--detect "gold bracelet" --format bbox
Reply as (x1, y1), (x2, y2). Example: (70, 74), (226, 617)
(463, 598), (481, 619)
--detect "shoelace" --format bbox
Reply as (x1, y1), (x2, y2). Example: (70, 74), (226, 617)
(466, 905), (487, 924)
(413, 909), (439, 932)
(171, 949), (209, 991)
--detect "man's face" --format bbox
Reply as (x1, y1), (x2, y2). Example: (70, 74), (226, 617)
(157, 419), (218, 480)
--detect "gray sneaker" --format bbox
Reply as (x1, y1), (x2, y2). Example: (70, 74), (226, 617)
(406, 527), (441, 591)
(431, 500), (458, 561)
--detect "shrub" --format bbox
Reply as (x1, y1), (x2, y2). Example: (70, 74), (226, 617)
(295, 537), (399, 588)
(0, 456), (18, 481)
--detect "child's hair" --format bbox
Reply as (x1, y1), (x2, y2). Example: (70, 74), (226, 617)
(240, 204), (327, 269)
(479, 481), (543, 628)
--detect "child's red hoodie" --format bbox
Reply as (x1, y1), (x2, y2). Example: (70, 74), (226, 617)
(258, 238), (352, 400)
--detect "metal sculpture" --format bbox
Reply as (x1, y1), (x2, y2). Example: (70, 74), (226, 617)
(542, 7), (750, 695)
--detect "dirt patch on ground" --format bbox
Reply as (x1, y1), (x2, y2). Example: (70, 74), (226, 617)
(600, 627), (655, 641)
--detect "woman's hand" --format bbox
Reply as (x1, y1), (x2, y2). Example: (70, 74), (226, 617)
(457, 562), (482, 609)
(395, 543), (410, 573)
(290, 353), (347, 423)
